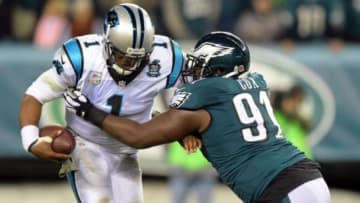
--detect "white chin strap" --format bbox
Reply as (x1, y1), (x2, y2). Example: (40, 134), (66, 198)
(223, 71), (238, 78)
(223, 65), (242, 78)
(111, 64), (134, 76)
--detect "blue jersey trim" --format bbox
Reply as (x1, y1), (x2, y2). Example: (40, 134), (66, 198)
(63, 39), (83, 84)
(66, 171), (82, 203)
(166, 40), (183, 88)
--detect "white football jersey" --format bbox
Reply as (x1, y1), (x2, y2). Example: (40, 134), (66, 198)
(26, 34), (185, 153)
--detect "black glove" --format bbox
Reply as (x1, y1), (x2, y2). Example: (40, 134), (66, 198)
(64, 89), (107, 128)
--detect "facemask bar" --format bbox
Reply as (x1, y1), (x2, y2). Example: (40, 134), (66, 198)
(105, 43), (146, 76)
(184, 54), (243, 83)
(183, 54), (205, 83)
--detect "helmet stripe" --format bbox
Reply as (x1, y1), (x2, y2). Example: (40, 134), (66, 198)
(138, 8), (145, 49)
(121, 5), (137, 48)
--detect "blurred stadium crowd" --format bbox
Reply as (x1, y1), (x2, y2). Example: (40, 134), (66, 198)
(1, 0), (360, 48)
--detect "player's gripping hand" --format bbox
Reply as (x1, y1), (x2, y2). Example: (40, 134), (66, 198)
(182, 135), (202, 154)
(63, 88), (108, 128)
(30, 130), (71, 163)
(64, 88), (93, 119)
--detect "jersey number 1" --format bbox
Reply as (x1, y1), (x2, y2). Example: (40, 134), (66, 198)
(107, 95), (123, 116)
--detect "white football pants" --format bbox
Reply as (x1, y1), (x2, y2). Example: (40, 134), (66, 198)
(67, 136), (143, 203)
(283, 177), (331, 203)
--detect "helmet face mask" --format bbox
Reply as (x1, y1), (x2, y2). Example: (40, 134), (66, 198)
(107, 44), (144, 75)
(183, 54), (206, 81)
(104, 3), (154, 78)
(183, 31), (250, 83)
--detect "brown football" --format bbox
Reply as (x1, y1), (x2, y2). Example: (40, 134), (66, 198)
(39, 125), (75, 154)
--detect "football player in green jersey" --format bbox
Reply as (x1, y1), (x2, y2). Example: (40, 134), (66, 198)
(64, 31), (331, 203)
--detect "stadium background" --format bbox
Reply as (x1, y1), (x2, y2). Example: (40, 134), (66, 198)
(1, 0), (360, 202)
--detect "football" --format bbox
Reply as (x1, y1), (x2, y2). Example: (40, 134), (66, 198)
(39, 125), (75, 154)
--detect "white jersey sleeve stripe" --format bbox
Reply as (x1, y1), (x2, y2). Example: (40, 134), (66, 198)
(166, 40), (184, 88)
(63, 39), (84, 84)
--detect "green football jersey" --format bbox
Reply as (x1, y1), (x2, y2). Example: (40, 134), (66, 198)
(171, 72), (306, 203)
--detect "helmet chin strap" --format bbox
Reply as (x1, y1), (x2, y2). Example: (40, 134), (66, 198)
(223, 65), (245, 78)
(223, 72), (238, 78)
(107, 57), (148, 86)
(111, 63), (134, 76)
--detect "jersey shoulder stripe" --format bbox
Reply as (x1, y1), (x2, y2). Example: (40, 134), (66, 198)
(166, 39), (184, 88)
(63, 39), (84, 84)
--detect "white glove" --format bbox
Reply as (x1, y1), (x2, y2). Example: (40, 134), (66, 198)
(63, 88), (108, 128)
(63, 89), (93, 119)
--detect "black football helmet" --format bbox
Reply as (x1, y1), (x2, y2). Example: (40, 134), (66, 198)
(183, 31), (250, 83)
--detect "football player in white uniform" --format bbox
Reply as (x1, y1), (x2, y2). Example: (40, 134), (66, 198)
(19, 3), (189, 203)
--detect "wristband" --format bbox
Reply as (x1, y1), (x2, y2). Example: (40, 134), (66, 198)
(21, 125), (39, 152)
(87, 106), (108, 129)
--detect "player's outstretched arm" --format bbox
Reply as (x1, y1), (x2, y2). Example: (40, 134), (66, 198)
(64, 89), (209, 148)
(101, 108), (207, 148)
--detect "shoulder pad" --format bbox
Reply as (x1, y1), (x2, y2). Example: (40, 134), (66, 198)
(63, 39), (84, 84)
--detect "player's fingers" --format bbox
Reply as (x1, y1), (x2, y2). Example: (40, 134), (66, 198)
(79, 95), (88, 103)
(182, 140), (190, 153)
(195, 139), (202, 148)
(43, 130), (61, 139)
(51, 152), (71, 162)
(73, 90), (81, 97)
(64, 88), (76, 98)
(64, 95), (80, 107)
(184, 143), (192, 154)
(186, 140), (197, 154)
(63, 94), (72, 105)
(190, 140), (197, 153)
(53, 130), (62, 138)
(74, 89), (85, 99)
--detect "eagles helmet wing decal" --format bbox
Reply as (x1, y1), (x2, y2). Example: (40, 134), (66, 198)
(195, 42), (235, 63)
